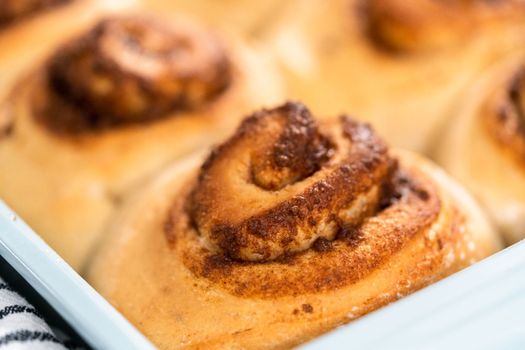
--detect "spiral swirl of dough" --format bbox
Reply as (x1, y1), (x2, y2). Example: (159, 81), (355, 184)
(164, 102), (451, 297)
(188, 102), (396, 261)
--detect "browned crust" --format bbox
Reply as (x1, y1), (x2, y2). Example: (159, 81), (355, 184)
(164, 102), (445, 297)
(483, 66), (525, 168)
(0, 0), (71, 28)
(34, 16), (232, 134)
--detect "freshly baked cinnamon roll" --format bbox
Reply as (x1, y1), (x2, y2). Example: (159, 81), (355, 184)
(436, 53), (525, 244)
(0, 15), (282, 270)
(265, 0), (525, 152)
(88, 102), (500, 349)
(0, 0), (134, 97)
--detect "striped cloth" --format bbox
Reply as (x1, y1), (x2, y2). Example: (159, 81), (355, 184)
(0, 278), (66, 350)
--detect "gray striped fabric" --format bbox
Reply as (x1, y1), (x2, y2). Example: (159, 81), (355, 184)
(0, 278), (66, 350)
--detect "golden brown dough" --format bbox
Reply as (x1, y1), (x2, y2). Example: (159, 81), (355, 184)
(436, 52), (525, 244)
(0, 14), (283, 271)
(0, 0), (70, 27)
(139, 0), (288, 39)
(264, 0), (525, 152)
(88, 101), (500, 349)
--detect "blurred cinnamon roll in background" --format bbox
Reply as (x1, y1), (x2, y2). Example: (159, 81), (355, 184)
(0, 0), (135, 97)
(264, 0), (525, 152)
(0, 14), (282, 270)
(88, 101), (500, 349)
(43, 16), (232, 131)
(436, 53), (525, 244)
(364, 0), (525, 53)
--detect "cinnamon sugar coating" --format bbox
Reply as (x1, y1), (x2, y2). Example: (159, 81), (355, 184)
(249, 103), (333, 190)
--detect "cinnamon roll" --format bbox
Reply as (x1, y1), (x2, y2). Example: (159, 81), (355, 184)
(0, 0), (135, 97)
(264, 0), (525, 152)
(436, 53), (525, 244)
(0, 15), (282, 270)
(88, 102), (500, 349)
